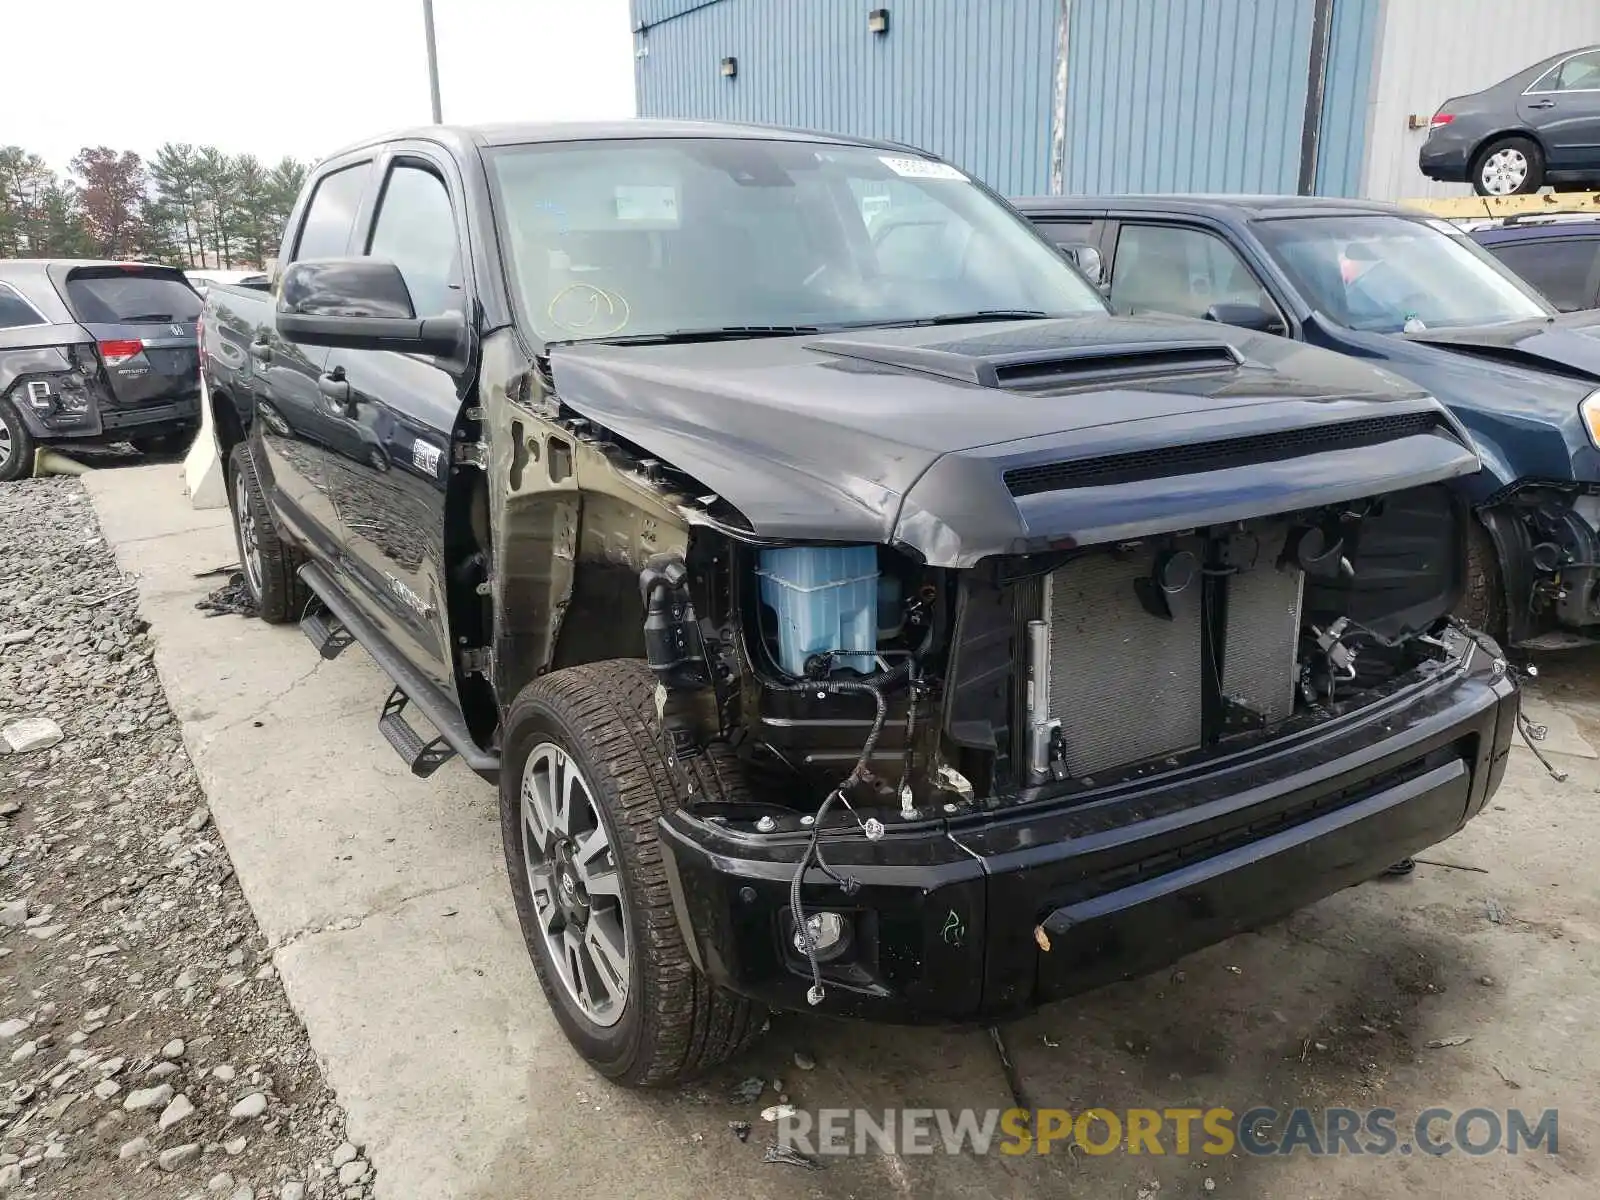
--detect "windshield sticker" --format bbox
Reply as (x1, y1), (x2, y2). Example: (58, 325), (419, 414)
(879, 156), (966, 181)
(614, 185), (679, 224)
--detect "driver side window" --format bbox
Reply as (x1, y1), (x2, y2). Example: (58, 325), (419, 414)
(366, 163), (461, 318)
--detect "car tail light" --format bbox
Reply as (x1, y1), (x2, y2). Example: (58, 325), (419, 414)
(1430, 112), (1454, 127)
(98, 339), (144, 366)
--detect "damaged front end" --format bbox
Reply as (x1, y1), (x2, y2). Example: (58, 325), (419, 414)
(509, 327), (1520, 1023)
(1478, 482), (1600, 646)
(644, 484), (1516, 1021)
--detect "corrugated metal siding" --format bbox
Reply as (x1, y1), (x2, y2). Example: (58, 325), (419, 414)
(1315, 0), (1381, 196)
(1060, 0), (1316, 194)
(632, 0), (1060, 196)
(1363, 0), (1600, 200)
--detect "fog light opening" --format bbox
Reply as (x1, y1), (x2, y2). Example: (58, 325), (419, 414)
(793, 911), (850, 962)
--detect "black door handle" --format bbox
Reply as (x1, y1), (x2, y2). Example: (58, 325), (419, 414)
(318, 369), (354, 415)
(249, 340), (272, 363)
(1529, 99), (1557, 110)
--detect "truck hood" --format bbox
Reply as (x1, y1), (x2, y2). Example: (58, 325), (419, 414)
(547, 314), (1478, 566)
(1402, 312), (1600, 384)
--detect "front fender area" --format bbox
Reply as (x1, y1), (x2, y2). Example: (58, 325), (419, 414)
(479, 332), (693, 717)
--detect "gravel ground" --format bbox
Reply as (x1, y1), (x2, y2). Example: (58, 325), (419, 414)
(0, 477), (374, 1199)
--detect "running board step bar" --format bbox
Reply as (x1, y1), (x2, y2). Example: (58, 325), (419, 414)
(297, 561), (501, 780)
(379, 688), (456, 778)
(300, 606), (355, 660)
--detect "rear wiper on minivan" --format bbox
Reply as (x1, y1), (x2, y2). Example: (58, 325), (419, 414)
(566, 325), (823, 346)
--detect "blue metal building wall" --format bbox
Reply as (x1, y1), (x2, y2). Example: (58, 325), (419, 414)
(1314, 0), (1381, 195)
(632, 0), (1061, 196)
(1059, 0), (1316, 194)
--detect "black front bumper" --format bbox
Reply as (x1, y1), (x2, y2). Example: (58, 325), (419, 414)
(658, 638), (1517, 1023)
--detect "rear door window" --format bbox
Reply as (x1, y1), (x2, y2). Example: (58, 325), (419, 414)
(0, 283), (45, 329)
(1487, 237), (1600, 311)
(293, 163), (371, 262)
(61, 270), (201, 324)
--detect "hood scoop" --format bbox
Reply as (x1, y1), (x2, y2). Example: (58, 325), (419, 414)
(809, 335), (1242, 391)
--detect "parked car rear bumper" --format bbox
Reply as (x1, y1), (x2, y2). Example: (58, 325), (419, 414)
(658, 632), (1517, 1023)
(1419, 140), (1471, 182)
(22, 393), (201, 442)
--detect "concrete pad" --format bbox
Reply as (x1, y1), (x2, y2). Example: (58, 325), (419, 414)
(89, 462), (1600, 1200)
(1517, 694), (1598, 759)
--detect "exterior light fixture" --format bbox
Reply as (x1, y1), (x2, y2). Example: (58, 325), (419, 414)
(721, 56), (737, 77)
(868, 8), (889, 34)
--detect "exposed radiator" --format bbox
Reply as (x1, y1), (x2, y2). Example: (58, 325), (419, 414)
(1046, 547), (1205, 777)
(1223, 559), (1305, 723)
(1040, 545), (1304, 779)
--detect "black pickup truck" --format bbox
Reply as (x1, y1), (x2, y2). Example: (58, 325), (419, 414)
(204, 121), (1517, 1086)
(0, 260), (202, 481)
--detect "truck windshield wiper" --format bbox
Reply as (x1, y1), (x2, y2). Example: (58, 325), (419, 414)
(832, 310), (1053, 332)
(568, 325), (822, 346)
(912, 309), (1050, 325)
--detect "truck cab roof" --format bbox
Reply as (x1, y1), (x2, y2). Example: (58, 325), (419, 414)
(321, 118), (927, 164)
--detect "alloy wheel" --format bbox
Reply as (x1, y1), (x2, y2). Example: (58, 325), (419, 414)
(520, 741), (631, 1027)
(234, 467), (264, 598)
(0, 418), (11, 471)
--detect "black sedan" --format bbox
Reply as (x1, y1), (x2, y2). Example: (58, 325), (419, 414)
(1420, 45), (1600, 195)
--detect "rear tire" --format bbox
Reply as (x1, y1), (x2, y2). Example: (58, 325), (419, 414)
(1472, 136), (1544, 196)
(227, 442), (310, 624)
(1457, 517), (1506, 641)
(499, 660), (764, 1086)
(0, 397), (36, 483)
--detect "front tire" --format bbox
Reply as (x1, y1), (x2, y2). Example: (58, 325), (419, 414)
(500, 660), (763, 1086)
(227, 442), (310, 623)
(0, 396), (37, 483)
(1457, 517), (1506, 641)
(1472, 136), (1544, 196)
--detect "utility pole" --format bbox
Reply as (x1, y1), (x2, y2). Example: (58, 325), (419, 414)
(422, 0), (443, 123)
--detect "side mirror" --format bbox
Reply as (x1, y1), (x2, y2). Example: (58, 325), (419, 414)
(276, 258), (463, 355)
(1204, 301), (1285, 336)
(1060, 243), (1105, 287)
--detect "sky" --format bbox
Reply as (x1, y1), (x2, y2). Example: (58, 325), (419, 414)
(8, 0), (638, 172)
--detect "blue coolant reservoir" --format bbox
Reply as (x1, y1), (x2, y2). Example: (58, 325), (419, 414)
(757, 546), (880, 676)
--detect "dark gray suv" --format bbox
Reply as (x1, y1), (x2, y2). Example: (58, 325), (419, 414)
(1420, 45), (1600, 195)
(0, 260), (202, 481)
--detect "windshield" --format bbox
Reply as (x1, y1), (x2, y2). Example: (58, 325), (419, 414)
(1253, 214), (1550, 333)
(488, 138), (1106, 342)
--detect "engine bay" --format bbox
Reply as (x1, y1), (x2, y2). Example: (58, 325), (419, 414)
(651, 482), (1469, 820)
